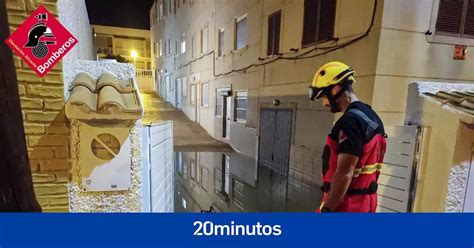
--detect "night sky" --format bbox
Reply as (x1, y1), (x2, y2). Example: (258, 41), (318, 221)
(85, 0), (155, 30)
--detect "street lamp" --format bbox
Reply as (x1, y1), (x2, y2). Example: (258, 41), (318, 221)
(131, 50), (138, 68)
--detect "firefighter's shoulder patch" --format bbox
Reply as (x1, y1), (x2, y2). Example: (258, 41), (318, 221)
(338, 130), (348, 144)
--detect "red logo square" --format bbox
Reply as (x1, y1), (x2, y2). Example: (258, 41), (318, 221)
(5, 5), (77, 77)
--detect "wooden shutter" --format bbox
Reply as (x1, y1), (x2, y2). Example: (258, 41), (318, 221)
(267, 10), (281, 55)
(318, 0), (336, 42)
(463, 0), (474, 36)
(435, 0), (464, 35)
(302, 0), (318, 46)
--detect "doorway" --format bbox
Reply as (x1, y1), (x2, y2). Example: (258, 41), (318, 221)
(175, 78), (182, 109)
(257, 109), (293, 211)
(222, 96), (232, 139)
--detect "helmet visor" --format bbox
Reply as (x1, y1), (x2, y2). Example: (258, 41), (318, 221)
(308, 87), (324, 101)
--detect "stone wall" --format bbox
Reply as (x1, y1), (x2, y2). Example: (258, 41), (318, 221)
(6, 0), (69, 212)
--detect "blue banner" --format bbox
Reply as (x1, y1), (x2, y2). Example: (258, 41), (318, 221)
(0, 214), (473, 247)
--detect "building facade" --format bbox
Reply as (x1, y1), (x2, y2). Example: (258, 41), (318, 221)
(150, 0), (474, 209)
(93, 25), (152, 70)
(93, 25), (155, 92)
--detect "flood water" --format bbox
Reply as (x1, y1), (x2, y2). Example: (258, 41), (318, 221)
(173, 152), (323, 212)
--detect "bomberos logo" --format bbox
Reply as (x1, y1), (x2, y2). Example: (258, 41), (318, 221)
(5, 5), (77, 77)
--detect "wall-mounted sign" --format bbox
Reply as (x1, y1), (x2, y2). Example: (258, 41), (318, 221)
(454, 45), (467, 60)
(80, 124), (132, 192)
(91, 133), (121, 160)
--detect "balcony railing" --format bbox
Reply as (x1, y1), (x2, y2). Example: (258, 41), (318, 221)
(136, 69), (153, 79)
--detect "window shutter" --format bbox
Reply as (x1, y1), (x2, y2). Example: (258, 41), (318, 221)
(267, 14), (275, 55)
(463, 0), (474, 36)
(267, 10), (281, 56)
(236, 17), (248, 49)
(302, 0), (318, 46)
(318, 0), (336, 42)
(436, 0), (464, 35)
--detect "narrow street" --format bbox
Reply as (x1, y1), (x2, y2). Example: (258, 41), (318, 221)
(142, 92), (232, 152)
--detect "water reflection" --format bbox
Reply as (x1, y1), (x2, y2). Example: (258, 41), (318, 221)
(174, 151), (322, 212)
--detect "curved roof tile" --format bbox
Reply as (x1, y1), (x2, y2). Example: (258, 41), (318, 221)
(66, 72), (142, 121)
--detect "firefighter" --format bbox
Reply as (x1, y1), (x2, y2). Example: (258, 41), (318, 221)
(308, 61), (387, 212)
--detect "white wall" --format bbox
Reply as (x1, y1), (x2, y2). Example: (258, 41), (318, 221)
(58, 0), (96, 61)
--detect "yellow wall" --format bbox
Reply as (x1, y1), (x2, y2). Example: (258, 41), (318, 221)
(375, 0), (474, 126)
(413, 97), (474, 212)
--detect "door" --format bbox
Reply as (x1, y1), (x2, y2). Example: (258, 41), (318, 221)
(143, 122), (174, 212)
(161, 75), (167, 100)
(165, 75), (174, 104)
(194, 82), (201, 123)
(257, 109), (293, 211)
(176, 78), (182, 109)
(223, 96), (232, 139)
(377, 126), (423, 213)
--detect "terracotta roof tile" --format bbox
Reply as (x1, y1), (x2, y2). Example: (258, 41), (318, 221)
(65, 72), (142, 121)
(424, 90), (474, 116)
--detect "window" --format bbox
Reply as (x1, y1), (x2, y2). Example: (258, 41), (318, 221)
(175, 39), (179, 55)
(163, 40), (168, 57)
(215, 91), (223, 117)
(218, 28), (224, 56)
(267, 10), (281, 56)
(166, 75), (172, 91)
(168, 38), (171, 56)
(435, 0), (474, 38)
(201, 168), (209, 191)
(159, 39), (163, 56)
(159, 3), (164, 19)
(234, 91), (247, 123)
(190, 84), (195, 104)
(180, 33), (186, 54)
(192, 34), (196, 57)
(201, 82), (209, 107)
(201, 27), (209, 53)
(182, 77), (187, 96)
(163, 0), (167, 16)
(302, 0), (336, 46)
(96, 36), (113, 55)
(235, 14), (248, 50)
(190, 159), (196, 180)
(164, 40), (167, 57)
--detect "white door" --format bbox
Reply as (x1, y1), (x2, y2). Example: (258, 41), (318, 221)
(196, 83), (201, 122)
(142, 122), (174, 212)
(463, 147), (474, 212)
(224, 155), (230, 194)
(176, 78), (182, 109)
(165, 75), (171, 102)
(377, 126), (422, 213)
(224, 96), (232, 139)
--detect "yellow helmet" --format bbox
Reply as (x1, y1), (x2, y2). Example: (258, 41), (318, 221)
(309, 61), (355, 100)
